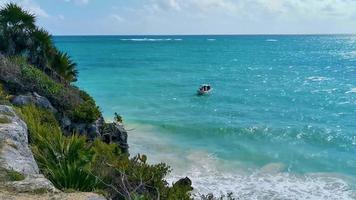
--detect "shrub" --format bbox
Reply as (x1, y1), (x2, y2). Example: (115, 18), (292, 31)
(90, 144), (192, 200)
(17, 105), (99, 191)
(20, 62), (63, 96)
(69, 99), (101, 123)
(1, 56), (98, 123)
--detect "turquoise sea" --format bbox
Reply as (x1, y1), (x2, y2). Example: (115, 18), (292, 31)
(55, 35), (356, 199)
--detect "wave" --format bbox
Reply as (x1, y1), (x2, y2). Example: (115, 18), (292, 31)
(306, 76), (332, 82)
(207, 39), (216, 41)
(120, 38), (182, 42)
(266, 39), (278, 42)
(346, 87), (356, 94)
(128, 123), (356, 200)
(168, 152), (356, 200)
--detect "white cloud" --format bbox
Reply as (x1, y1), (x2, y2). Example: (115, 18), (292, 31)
(147, 0), (356, 20)
(110, 14), (125, 22)
(64, 0), (90, 5)
(0, 0), (50, 18)
(20, 0), (49, 18)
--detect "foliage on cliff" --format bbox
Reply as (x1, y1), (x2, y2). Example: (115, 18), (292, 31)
(17, 105), (193, 199)
(0, 3), (100, 123)
(0, 55), (100, 123)
(0, 3), (77, 83)
(2, 3), (194, 199)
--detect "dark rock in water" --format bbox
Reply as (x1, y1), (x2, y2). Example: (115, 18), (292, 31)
(102, 123), (129, 153)
(174, 177), (193, 189)
(11, 92), (56, 113)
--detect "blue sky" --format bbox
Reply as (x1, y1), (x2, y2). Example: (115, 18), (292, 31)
(1, 0), (356, 35)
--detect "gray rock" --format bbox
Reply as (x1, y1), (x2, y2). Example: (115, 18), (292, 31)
(11, 93), (56, 113)
(60, 115), (72, 132)
(0, 105), (56, 192)
(87, 116), (105, 140)
(0, 105), (39, 174)
(4, 174), (58, 193)
(102, 122), (129, 153)
(63, 116), (105, 140)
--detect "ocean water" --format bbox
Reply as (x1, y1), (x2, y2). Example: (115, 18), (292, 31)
(55, 35), (356, 199)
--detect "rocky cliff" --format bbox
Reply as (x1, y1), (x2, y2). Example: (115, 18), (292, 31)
(0, 105), (106, 200)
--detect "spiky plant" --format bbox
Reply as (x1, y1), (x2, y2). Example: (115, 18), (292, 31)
(0, 3), (35, 55)
(28, 28), (55, 71)
(17, 105), (99, 191)
(52, 51), (78, 83)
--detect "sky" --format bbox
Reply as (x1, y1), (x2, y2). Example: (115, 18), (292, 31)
(1, 0), (356, 35)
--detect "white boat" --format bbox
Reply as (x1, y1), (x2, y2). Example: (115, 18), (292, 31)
(197, 84), (212, 95)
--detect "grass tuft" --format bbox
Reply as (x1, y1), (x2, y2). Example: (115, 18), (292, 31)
(0, 116), (11, 124)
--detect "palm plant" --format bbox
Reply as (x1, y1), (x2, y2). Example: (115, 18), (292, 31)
(52, 51), (78, 83)
(0, 3), (36, 55)
(28, 28), (55, 71)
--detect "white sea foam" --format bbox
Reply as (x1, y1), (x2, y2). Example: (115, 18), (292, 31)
(165, 151), (356, 200)
(266, 39), (278, 42)
(120, 38), (174, 42)
(127, 123), (356, 200)
(346, 88), (356, 94)
(306, 76), (332, 82)
(207, 39), (216, 41)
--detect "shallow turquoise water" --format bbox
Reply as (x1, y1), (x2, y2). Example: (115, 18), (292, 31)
(55, 35), (356, 198)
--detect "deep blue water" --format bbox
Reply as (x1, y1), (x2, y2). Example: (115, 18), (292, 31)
(55, 35), (356, 198)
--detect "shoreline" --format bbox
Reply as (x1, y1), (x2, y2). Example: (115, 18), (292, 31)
(125, 121), (356, 199)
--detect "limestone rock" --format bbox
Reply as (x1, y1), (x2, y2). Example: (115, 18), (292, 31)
(0, 105), (39, 174)
(0, 105), (56, 193)
(4, 174), (58, 193)
(11, 92), (56, 113)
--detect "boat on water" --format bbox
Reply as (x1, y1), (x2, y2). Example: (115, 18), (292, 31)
(197, 84), (212, 95)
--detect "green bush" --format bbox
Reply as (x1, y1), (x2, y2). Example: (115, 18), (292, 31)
(69, 99), (101, 123)
(20, 63), (62, 96)
(90, 141), (192, 200)
(17, 105), (99, 191)
(3, 56), (99, 123)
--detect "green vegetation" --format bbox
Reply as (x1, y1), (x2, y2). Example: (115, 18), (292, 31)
(0, 55), (100, 123)
(0, 4), (101, 123)
(0, 83), (10, 105)
(114, 112), (123, 123)
(0, 3), (77, 83)
(0, 167), (25, 182)
(69, 90), (101, 123)
(17, 105), (99, 191)
(2, 3), (194, 199)
(0, 116), (11, 123)
(18, 105), (192, 199)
